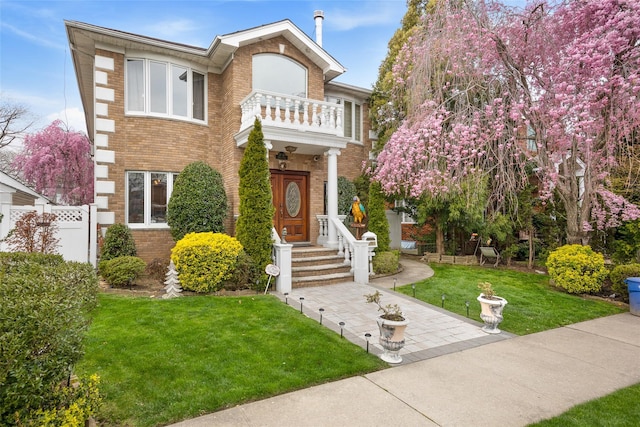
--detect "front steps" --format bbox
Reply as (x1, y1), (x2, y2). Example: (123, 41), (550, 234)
(291, 246), (353, 288)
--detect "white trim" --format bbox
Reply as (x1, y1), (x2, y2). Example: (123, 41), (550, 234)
(94, 133), (109, 147)
(95, 55), (114, 71)
(95, 86), (114, 102)
(97, 211), (115, 225)
(95, 70), (108, 85)
(95, 149), (115, 164)
(95, 180), (115, 194)
(95, 165), (109, 179)
(95, 102), (108, 117)
(96, 118), (115, 133)
(95, 196), (109, 209)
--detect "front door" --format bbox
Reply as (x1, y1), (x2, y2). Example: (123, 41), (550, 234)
(270, 170), (309, 243)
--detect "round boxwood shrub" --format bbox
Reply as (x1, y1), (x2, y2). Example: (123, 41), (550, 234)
(101, 223), (136, 261)
(99, 256), (146, 288)
(609, 263), (640, 302)
(171, 232), (243, 293)
(373, 250), (400, 275)
(546, 244), (608, 294)
(167, 161), (228, 241)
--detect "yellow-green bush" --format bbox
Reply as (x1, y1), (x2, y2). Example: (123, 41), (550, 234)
(610, 263), (640, 302)
(15, 374), (101, 427)
(171, 232), (243, 292)
(546, 244), (608, 294)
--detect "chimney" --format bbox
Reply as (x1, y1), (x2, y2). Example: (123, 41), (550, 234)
(314, 10), (324, 47)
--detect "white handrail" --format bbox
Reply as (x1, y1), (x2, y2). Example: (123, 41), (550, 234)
(330, 217), (372, 284)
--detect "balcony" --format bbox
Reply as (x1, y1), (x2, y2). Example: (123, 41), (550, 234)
(239, 90), (344, 139)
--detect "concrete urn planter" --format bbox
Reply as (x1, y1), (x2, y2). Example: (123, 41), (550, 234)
(377, 316), (409, 364)
(477, 293), (507, 334)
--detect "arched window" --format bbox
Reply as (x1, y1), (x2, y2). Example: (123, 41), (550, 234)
(252, 54), (307, 98)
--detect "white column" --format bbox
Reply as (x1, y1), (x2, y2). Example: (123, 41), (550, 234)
(325, 148), (341, 248)
(264, 140), (272, 161)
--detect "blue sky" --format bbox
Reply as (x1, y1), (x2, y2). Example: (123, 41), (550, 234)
(1, 0), (526, 140)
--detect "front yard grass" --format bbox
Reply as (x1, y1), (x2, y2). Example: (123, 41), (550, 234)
(397, 264), (625, 335)
(77, 293), (387, 427)
(529, 382), (640, 426)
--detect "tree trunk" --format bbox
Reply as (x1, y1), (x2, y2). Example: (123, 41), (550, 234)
(528, 229), (534, 269)
(435, 223), (445, 254)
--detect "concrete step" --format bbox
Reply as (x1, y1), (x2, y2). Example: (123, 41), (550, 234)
(292, 272), (354, 288)
(292, 254), (345, 267)
(292, 262), (351, 278)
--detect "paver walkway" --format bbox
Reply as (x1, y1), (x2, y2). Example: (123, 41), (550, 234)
(167, 257), (640, 426)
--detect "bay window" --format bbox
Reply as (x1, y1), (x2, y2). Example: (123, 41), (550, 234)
(126, 58), (206, 122)
(126, 171), (178, 227)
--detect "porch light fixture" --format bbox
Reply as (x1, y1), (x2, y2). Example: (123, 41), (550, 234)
(285, 145), (297, 154)
(275, 152), (288, 160)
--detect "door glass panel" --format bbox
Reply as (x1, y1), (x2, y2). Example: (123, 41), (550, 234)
(285, 181), (301, 217)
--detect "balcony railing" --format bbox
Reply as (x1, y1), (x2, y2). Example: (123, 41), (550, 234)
(240, 90), (344, 137)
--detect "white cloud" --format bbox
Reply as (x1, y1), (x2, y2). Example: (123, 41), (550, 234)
(325, 1), (405, 31)
(46, 107), (87, 135)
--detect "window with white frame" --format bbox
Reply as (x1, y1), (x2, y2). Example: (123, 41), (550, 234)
(343, 100), (362, 142)
(326, 96), (362, 142)
(126, 171), (178, 227)
(126, 58), (206, 121)
(252, 54), (307, 98)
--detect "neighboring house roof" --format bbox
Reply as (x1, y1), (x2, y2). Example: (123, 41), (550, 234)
(65, 19), (347, 140)
(0, 170), (50, 201)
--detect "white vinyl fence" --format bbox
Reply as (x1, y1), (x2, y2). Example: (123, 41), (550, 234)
(0, 200), (97, 267)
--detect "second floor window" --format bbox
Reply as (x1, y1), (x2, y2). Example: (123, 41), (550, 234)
(343, 100), (362, 142)
(126, 58), (206, 121)
(252, 54), (307, 98)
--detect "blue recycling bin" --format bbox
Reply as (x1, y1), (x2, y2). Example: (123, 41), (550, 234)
(625, 277), (640, 316)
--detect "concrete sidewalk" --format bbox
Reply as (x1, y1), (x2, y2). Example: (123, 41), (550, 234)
(168, 258), (640, 426)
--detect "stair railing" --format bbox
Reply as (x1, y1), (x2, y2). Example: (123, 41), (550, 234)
(271, 227), (292, 294)
(330, 218), (372, 284)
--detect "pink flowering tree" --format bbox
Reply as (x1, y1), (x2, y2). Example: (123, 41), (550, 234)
(13, 120), (93, 205)
(373, 0), (640, 245)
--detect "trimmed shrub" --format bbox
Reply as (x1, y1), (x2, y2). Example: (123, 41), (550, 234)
(546, 245), (608, 294)
(101, 223), (137, 261)
(368, 181), (390, 251)
(223, 250), (259, 291)
(99, 256), (146, 288)
(167, 161), (228, 241)
(338, 176), (357, 216)
(171, 232), (243, 293)
(0, 258), (99, 424)
(610, 263), (640, 302)
(235, 119), (275, 275)
(0, 251), (64, 269)
(373, 250), (400, 275)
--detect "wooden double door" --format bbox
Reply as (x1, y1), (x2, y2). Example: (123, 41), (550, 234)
(270, 170), (309, 243)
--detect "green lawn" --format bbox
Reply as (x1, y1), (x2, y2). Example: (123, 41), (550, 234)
(397, 264), (625, 335)
(77, 293), (387, 427)
(529, 382), (640, 426)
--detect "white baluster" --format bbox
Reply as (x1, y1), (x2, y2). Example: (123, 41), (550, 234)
(284, 98), (292, 124)
(293, 99), (301, 125)
(303, 102), (310, 126)
(320, 105), (327, 128)
(336, 106), (343, 135)
(275, 97), (282, 123)
(265, 95), (272, 122)
(344, 242), (351, 265)
(337, 234), (344, 256)
(312, 103), (319, 127)
(350, 245), (355, 272)
(254, 93), (263, 119)
(329, 106), (336, 129)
